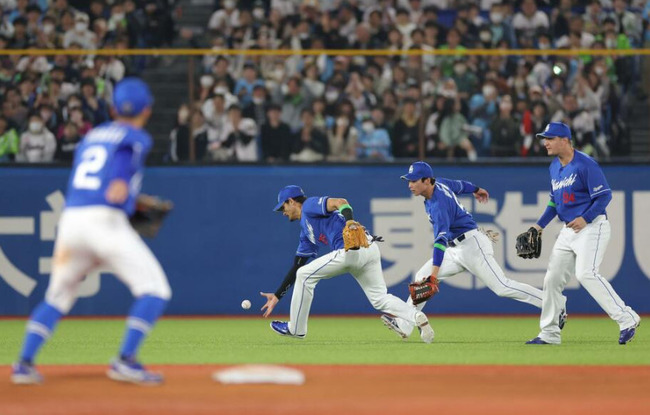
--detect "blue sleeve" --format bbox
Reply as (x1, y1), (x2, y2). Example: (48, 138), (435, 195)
(302, 196), (330, 217)
(437, 178), (478, 195)
(585, 161), (612, 200)
(536, 201), (558, 228)
(431, 203), (452, 267)
(582, 192), (612, 223)
(111, 146), (134, 181)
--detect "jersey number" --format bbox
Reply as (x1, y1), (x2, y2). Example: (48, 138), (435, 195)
(562, 192), (575, 204)
(72, 146), (107, 190)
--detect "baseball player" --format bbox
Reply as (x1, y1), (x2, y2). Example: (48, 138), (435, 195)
(382, 161), (561, 339)
(523, 122), (640, 345)
(260, 185), (434, 343)
(11, 78), (172, 385)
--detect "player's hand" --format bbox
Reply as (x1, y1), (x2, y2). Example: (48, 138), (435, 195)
(566, 217), (587, 233)
(105, 179), (129, 204)
(473, 188), (489, 203)
(260, 292), (279, 318)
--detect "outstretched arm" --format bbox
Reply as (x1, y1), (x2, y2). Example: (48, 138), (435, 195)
(260, 255), (309, 317)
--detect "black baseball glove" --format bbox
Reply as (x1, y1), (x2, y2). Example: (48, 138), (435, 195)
(515, 227), (542, 259)
(130, 194), (173, 238)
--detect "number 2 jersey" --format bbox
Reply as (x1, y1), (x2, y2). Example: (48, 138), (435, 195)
(65, 121), (152, 216)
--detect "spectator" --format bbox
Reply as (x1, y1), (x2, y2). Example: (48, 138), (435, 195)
(63, 13), (97, 49)
(438, 98), (477, 161)
(19, 113), (56, 162)
(261, 103), (292, 162)
(219, 104), (258, 161)
(357, 115), (392, 161)
(551, 94), (597, 156)
(169, 105), (209, 162)
(327, 113), (358, 162)
(9, 16), (31, 49)
(489, 97), (521, 157)
(290, 108), (329, 162)
(277, 75), (311, 132)
(522, 100), (550, 157)
(243, 84), (269, 129)
(202, 93), (228, 143)
(0, 116), (19, 162)
(234, 63), (265, 107)
(54, 121), (81, 162)
(208, 0), (240, 35)
(80, 77), (109, 125)
(392, 98), (420, 158)
(512, 0), (549, 41)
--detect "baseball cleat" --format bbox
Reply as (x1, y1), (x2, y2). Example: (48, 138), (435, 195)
(11, 361), (43, 385)
(380, 315), (408, 340)
(107, 358), (163, 386)
(559, 308), (568, 330)
(415, 312), (434, 344)
(270, 321), (305, 339)
(618, 323), (639, 345)
(525, 337), (551, 345)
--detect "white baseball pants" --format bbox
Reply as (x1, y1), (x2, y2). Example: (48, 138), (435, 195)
(45, 206), (172, 314)
(395, 229), (546, 336)
(537, 216), (640, 344)
(288, 242), (419, 337)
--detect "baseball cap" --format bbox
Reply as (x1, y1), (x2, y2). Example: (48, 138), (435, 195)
(536, 121), (571, 139)
(400, 161), (434, 181)
(113, 77), (154, 117)
(274, 185), (305, 211)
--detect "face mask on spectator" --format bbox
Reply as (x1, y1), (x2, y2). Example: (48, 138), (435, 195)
(594, 66), (605, 76)
(29, 121), (43, 133)
(224, 0), (235, 10)
(362, 121), (374, 133)
(538, 42), (550, 49)
(252, 96), (264, 105)
(479, 31), (491, 43)
(200, 75), (214, 88)
(42, 23), (55, 35)
(40, 110), (52, 121)
(336, 117), (348, 128)
(490, 13), (503, 24)
(453, 64), (467, 75)
(325, 89), (339, 103)
(75, 22), (88, 32)
(253, 8), (264, 19)
(280, 83), (289, 95)
(113, 13), (125, 21)
(482, 85), (495, 97)
(178, 107), (190, 123)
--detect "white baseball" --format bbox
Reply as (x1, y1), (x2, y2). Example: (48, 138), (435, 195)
(241, 299), (251, 310)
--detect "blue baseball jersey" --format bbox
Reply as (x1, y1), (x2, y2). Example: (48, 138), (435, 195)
(426, 178), (478, 246)
(547, 150), (611, 223)
(65, 121), (152, 216)
(296, 196), (346, 257)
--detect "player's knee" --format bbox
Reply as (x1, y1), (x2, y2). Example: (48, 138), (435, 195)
(296, 268), (311, 284)
(369, 295), (388, 310)
(575, 271), (596, 284)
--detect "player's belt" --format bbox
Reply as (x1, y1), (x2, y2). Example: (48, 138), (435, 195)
(448, 229), (479, 247)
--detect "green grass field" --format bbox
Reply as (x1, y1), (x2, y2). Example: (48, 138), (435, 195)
(1, 317), (647, 366)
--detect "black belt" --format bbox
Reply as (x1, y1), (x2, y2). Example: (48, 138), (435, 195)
(448, 233), (466, 248)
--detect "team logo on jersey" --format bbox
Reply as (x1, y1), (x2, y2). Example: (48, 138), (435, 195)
(318, 234), (328, 245)
(551, 173), (577, 191)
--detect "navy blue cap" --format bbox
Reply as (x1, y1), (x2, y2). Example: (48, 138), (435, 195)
(536, 122), (571, 139)
(113, 77), (153, 117)
(274, 185), (305, 211)
(401, 161), (434, 181)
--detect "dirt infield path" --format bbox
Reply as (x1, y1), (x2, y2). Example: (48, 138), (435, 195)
(1, 365), (649, 415)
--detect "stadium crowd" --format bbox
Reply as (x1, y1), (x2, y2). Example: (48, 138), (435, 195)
(168, 0), (649, 163)
(0, 0), (176, 162)
(0, 0), (648, 163)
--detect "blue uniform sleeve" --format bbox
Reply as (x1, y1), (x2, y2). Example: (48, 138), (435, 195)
(437, 178), (478, 195)
(302, 196), (330, 217)
(580, 160), (612, 223)
(296, 230), (318, 258)
(431, 202), (452, 267)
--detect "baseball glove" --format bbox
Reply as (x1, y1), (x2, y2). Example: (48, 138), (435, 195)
(342, 220), (369, 251)
(515, 227), (542, 259)
(409, 276), (440, 305)
(130, 194), (173, 238)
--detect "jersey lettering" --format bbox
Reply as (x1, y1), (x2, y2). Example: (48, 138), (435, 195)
(72, 146), (108, 190)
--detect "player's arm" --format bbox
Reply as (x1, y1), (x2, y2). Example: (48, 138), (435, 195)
(440, 178), (488, 203)
(430, 210), (452, 280)
(326, 197), (355, 220)
(105, 147), (134, 204)
(568, 165), (612, 232)
(260, 256), (310, 317)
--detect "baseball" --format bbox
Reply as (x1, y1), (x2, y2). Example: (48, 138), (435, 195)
(241, 299), (251, 310)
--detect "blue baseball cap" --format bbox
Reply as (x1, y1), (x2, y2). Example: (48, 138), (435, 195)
(113, 77), (154, 117)
(401, 161), (434, 181)
(536, 122), (571, 140)
(274, 185), (305, 211)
